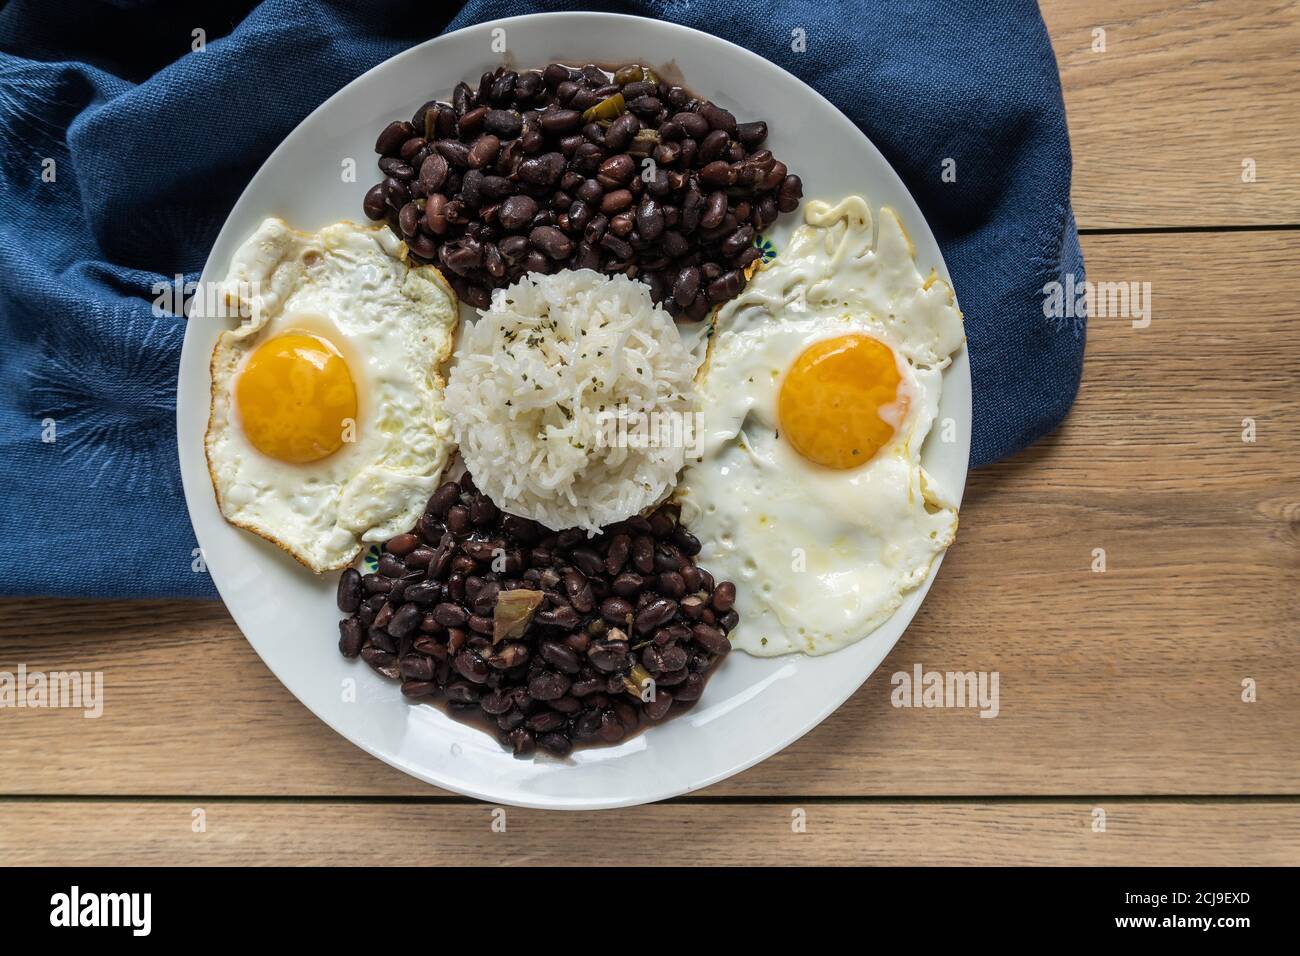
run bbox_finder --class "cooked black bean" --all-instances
[636,197,665,239]
[453,649,490,684]
[516,70,542,100]
[692,623,731,656]
[484,108,522,137]
[698,128,729,164]
[495,194,536,232]
[518,151,565,185]
[644,689,673,720]
[480,688,513,715]
[599,232,632,260]
[433,602,468,628]
[540,639,581,674]
[587,639,630,673]
[657,571,686,600]
[387,603,422,639]
[379,156,414,180]
[466,133,500,169]
[697,101,737,134]
[597,153,635,183]
[736,120,767,148]
[338,617,364,657]
[602,111,640,152]
[694,189,725,230]
[777,174,804,213]
[630,535,655,575]
[600,596,634,626]
[375,120,414,155]
[536,732,572,756]
[635,597,678,634]
[673,111,708,138]
[598,711,626,743]
[527,709,566,733]
[459,104,488,137]
[707,268,745,302]
[362,183,388,220]
[599,188,634,215]
[529,225,573,259]
[540,108,582,133]
[711,581,736,612]
[336,568,363,612]
[528,670,571,701]
[434,138,471,167]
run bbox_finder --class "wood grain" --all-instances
[2,230,1295,800]
[1,799,1294,866]
[1041,0,1300,228]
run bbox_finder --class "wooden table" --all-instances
[2,0,1297,866]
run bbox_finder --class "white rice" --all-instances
[446,270,698,533]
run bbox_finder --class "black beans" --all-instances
[737,120,767,148]
[496,194,536,231]
[631,535,655,575]
[363,62,800,313]
[529,225,573,259]
[484,108,522,138]
[466,133,500,168]
[540,109,582,133]
[700,102,737,134]
[387,604,422,639]
[587,639,630,673]
[597,153,635,183]
[518,151,566,185]
[707,269,745,302]
[537,733,572,756]
[336,568,362,613]
[601,596,633,626]
[635,598,678,634]
[362,183,387,220]
[338,617,364,657]
[335,416,739,760]
[672,265,701,307]
[599,188,634,215]
[777,173,804,212]
[692,623,731,656]
[528,670,571,701]
[604,112,640,151]
[376,120,414,155]
[540,639,581,674]
[453,650,490,684]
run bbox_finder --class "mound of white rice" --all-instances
[446,270,698,533]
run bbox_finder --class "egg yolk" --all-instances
[236,333,358,464]
[778,333,906,469]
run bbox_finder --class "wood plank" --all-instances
[1,230,1296,798]
[1041,0,1300,227]
[0,799,1294,865]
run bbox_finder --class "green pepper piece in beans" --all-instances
[582,92,626,123]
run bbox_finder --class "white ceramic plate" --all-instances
[177,12,970,810]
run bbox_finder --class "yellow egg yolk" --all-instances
[778,333,906,469]
[235,333,358,464]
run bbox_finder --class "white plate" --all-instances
[177,12,970,810]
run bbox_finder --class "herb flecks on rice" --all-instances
[446,270,697,532]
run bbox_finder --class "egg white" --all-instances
[677,196,964,656]
[204,218,460,572]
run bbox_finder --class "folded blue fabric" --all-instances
[0,0,1083,599]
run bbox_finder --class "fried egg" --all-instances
[677,196,964,656]
[205,218,459,572]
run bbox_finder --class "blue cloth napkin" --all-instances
[0,0,1084,599]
